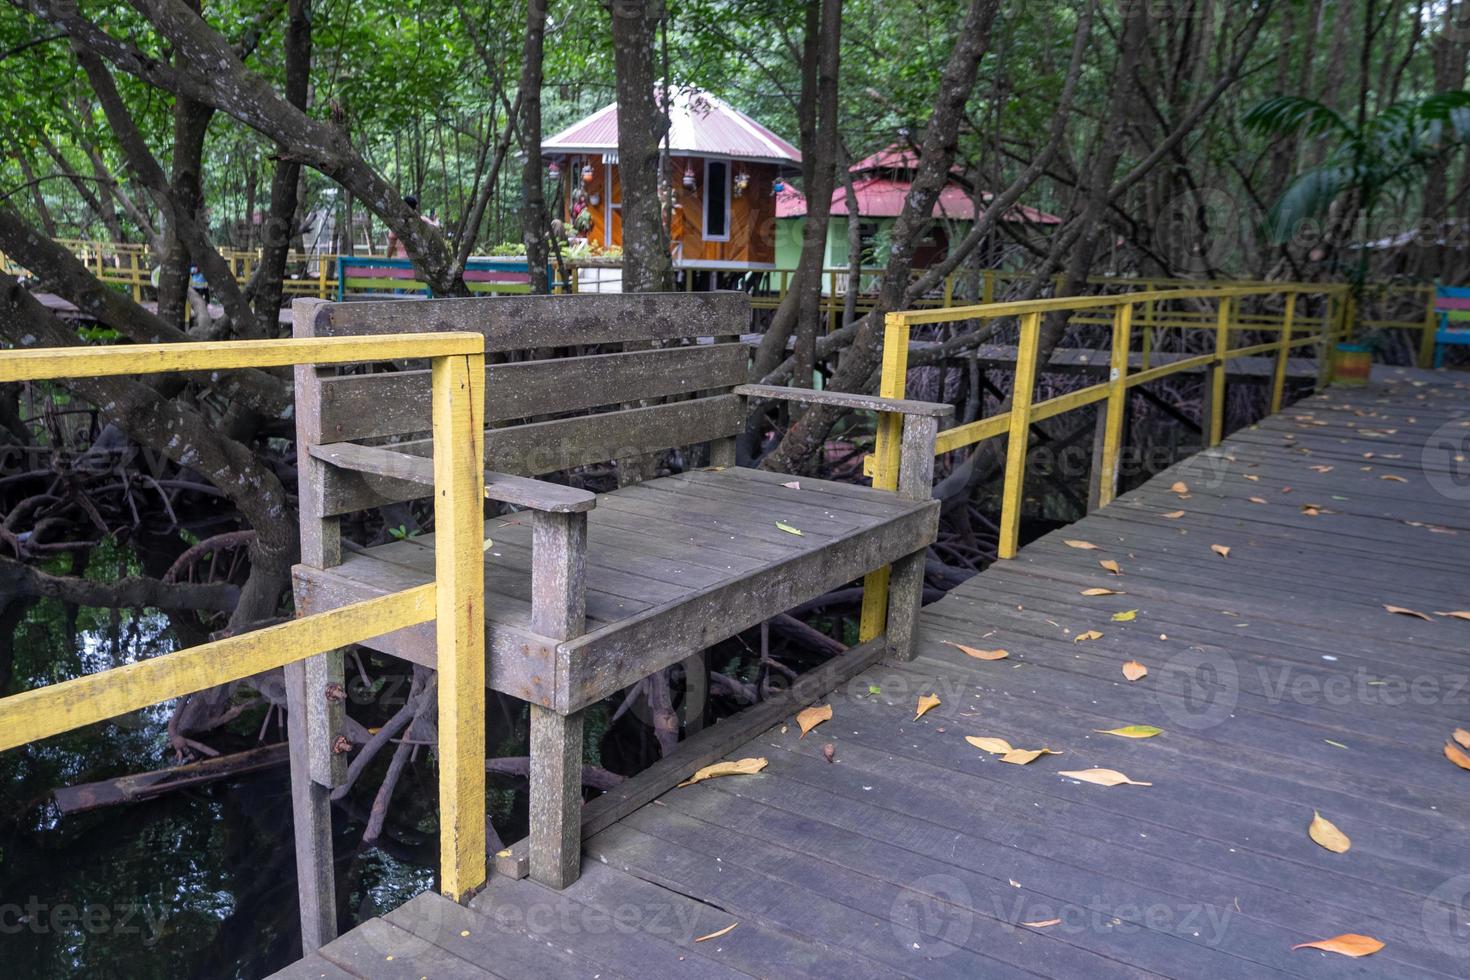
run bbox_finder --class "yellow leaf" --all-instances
[775,522,803,536]
[1291,934,1384,957]
[1058,768,1152,787]
[941,640,1008,661]
[1122,660,1148,681]
[1111,609,1138,622]
[1210,544,1231,558]
[1435,611,1470,621]
[1094,725,1163,739]
[1170,481,1189,494]
[678,757,768,787]
[965,736,1014,754]
[796,704,832,737]
[1022,918,1061,928]
[1383,604,1432,621]
[1064,539,1099,550]
[1080,588,1124,596]
[1445,741,1470,771]
[695,923,738,943]
[915,694,941,720]
[1308,811,1351,853]
[1455,729,1470,750]
[1074,630,1103,643]
[1099,559,1122,575]
[1380,474,1408,483]
[1161,510,1185,519]
[1000,747,1061,765]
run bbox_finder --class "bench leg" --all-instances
[284,658,338,951]
[529,704,583,888]
[885,549,926,661]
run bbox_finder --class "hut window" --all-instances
[703,159,730,241]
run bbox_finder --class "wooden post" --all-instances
[529,509,588,888]
[885,413,938,661]
[1205,296,1230,447]
[1418,284,1438,369]
[859,313,911,642]
[997,311,1042,559]
[1270,292,1297,414]
[1093,303,1132,510]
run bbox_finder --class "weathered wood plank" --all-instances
[734,383,956,418]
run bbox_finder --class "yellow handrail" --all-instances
[858,282,1344,638]
[0,333,488,907]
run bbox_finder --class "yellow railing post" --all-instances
[998,311,1042,559]
[859,312,912,642]
[431,348,487,903]
[1141,298,1155,370]
[982,269,994,304]
[1418,284,1438,369]
[1207,297,1231,447]
[1270,292,1297,413]
[1095,302,1132,509]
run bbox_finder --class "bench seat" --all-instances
[293,465,939,714]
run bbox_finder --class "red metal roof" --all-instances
[542,87,801,166]
[776,176,1060,224]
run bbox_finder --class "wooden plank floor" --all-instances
[276,366,1470,979]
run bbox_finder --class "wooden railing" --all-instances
[0,333,490,934]
[857,282,1344,639]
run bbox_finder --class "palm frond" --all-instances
[1264,165,1356,243]
[1243,96,1351,140]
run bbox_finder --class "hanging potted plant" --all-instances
[682,164,697,191]
[733,170,750,198]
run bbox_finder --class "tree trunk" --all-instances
[519,0,550,293]
[607,0,671,293]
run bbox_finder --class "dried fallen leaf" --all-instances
[1058,768,1152,787]
[695,923,739,943]
[1111,609,1138,622]
[1210,544,1231,558]
[1445,741,1470,771]
[1380,474,1408,483]
[678,757,768,787]
[1081,587,1125,596]
[1290,934,1384,958]
[965,736,1015,754]
[1074,630,1103,643]
[1308,811,1351,853]
[1248,496,1268,505]
[781,480,801,489]
[1094,725,1163,739]
[1022,918,1061,929]
[1301,505,1321,517]
[796,704,832,737]
[1122,660,1148,681]
[775,521,803,536]
[915,694,941,720]
[1455,729,1470,750]
[822,743,836,763]
[1064,539,1100,550]
[1244,474,1261,482]
[1310,465,1334,474]
[1170,481,1189,494]
[1436,611,1470,621]
[941,640,1008,661]
[1161,510,1186,519]
[1383,604,1432,621]
[1000,747,1061,765]
[1099,559,1123,575]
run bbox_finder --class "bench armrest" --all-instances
[734,384,954,419]
[310,443,596,513]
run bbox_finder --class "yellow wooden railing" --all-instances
[857,283,1344,639]
[0,333,489,907]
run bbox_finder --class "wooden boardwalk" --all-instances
[276,366,1470,979]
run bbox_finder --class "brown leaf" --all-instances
[1454,729,1470,751]
[678,757,768,787]
[695,923,739,943]
[1000,747,1061,766]
[941,640,1008,661]
[1099,559,1123,575]
[1383,604,1432,621]
[1073,630,1103,643]
[822,743,836,763]
[1308,811,1351,853]
[1122,660,1148,681]
[1301,505,1321,517]
[1380,474,1408,483]
[1161,510,1186,519]
[1064,539,1100,550]
[965,736,1014,754]
[1210,544,1231,558]
[1081,587,1125,596]
[1170,481,1189,494]
[1435,611,1470,621]
[796,704,832,737]
[1291,934,1384,958]
[1445,741,1470,771]
[1309,465,1334,473]
[1022,918,1062,929]
[915,694,941,720]
[1248,496,1268,505]
[1058,768,1151,787]
[1244,474,1261,482]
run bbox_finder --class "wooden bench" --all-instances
[1434,284,1470,367]
[289,291,950,891]
[335,255,551,300]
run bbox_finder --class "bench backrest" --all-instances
[295,292,751,517]
[1436,285,1470,329]
[336,256,553,299]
